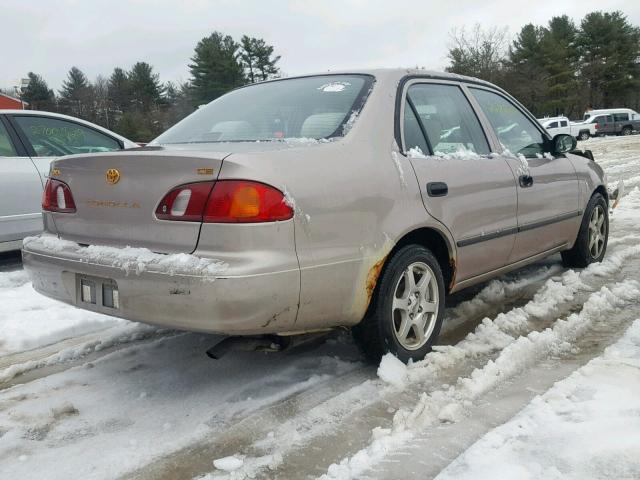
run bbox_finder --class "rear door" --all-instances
[0,115,44,244]
[401,80,518,282]
[468,86,580,263]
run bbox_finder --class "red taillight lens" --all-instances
[42,178,76,213]
[155,182,215,221]
[155,180,293,223]
[204,180,293,223]
[595,123,599,130]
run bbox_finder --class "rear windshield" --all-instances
[153,75,374,144]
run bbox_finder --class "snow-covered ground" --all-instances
[436,318,640,480]
[0,135,639,480]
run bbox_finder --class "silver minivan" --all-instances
[23,69,608,362]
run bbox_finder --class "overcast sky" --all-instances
[2,0,639,92]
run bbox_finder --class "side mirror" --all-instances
[553,134,577,154]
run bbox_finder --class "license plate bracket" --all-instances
[76,274,119,310]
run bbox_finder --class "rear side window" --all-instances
[153,75,373,144]
[560,121,568,127]
[403,100,430,153]
[470,88,546,158]
[405,84,489,155]
[13,116,121,157]
[0,121,17,156]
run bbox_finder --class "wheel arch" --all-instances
[593,184,608,205]
[390,227,455,293]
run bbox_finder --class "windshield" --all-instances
[153,75,373,144]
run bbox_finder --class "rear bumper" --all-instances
[22,238,300,335]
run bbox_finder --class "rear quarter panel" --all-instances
[213,73,453,331]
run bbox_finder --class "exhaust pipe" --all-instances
[206,335,287,359]
[205,331,333,359]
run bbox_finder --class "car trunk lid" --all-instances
[48,148,229,253]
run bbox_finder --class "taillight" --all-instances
[42,178,76,213]
[155,182,215,221]
[155,180,293,223]
[595,123,599,130]
[204,180,293,223]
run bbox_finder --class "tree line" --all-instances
[5,32,280,142]
[446,11,640,119]
[4,10,639,141]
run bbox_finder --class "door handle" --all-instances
[519,175,534,188]
[427,182,448,197]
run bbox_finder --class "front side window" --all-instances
[404,83,489,155]
[153,75,373,144]
[547,121,559,129]
[0,121,17,156]
[13,116,121,157]
[613,113,629,122]
[470,88,546,157]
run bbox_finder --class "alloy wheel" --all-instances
[588,205,606,259]
[391,261,439,350]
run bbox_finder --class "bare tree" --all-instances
[446,24,509,83]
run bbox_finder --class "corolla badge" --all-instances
[106,168,120,185]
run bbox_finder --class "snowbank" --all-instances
[437,318,640,480]
[0,270,120,356]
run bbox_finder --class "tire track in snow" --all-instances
[319,279,640,480]
[124,262,561,480]
[192,241,640,480]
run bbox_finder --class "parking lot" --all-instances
[0,135,638,479]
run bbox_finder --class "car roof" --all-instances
[586,108,634,114]
[0,109,137,147]
[247,67,502,92]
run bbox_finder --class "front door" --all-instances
[401,81,518,282]
[468,87,580,262]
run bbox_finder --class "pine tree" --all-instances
[21,72,56,111]
[503,24,548,116]
[128,62,164,112]
[577,11,640,109]
[189,32,245,105]
[59,66,92,117]
[240,35,258,83]
[538,16,581,117]
[108,67,131,112]
[240,36,281,82]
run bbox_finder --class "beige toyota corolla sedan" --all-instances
[23,69,608,362]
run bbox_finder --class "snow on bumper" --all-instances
[21,235,299,335]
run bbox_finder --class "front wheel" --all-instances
[621,126,632,136]
[561,193,608,268]
[352,245,445,363]
[578,131,590,141]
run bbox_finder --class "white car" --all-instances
[0,110,137,252]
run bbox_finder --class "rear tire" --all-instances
[578,131,590,141]
[561,193,608,268]
[352,245,445,363]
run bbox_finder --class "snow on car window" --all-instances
[317,81,351,93]
[153,75,373,144]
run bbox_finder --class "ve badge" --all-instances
[106,168,121,185]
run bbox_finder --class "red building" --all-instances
[0,93,27,109]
